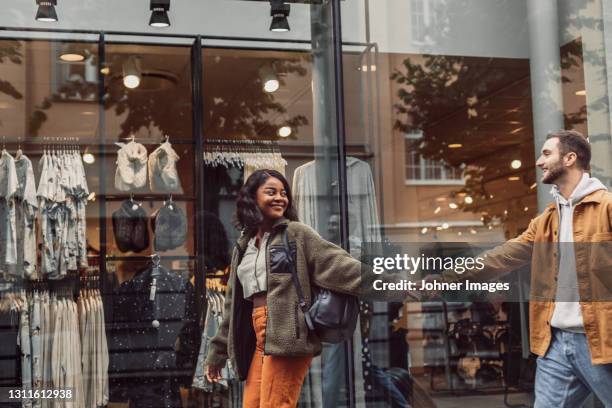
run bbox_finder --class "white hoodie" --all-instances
[550,173,608,332]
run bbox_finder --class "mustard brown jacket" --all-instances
[444,188,612,364]
[205,218,362,380]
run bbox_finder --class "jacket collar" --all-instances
[236,217,291,253]
[580,189,605,204]
[546,189,605,212]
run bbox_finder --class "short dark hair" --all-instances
[546,130,591,170]
[235,169,299,231]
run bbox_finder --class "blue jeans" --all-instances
[535,329,612,407]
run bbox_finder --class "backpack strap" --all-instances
[282,230,314,330]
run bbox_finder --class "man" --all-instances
[439,130,612,406]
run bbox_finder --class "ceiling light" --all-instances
[442,223,449,229]
[60,52,85,62]
[464,196,473,204]
[530,182,537,189]
[123,56,142,89]
[35,0,58,22]
[575,89,586,96]
[83,153,95,164]
[278,126,292,138]
[269,0,290,32]
[470,228,477,234]
[100,66,110,76]
[360,65,377,72]
[511,159,522,169]
[420,227,428,234]
[260,65,279,93]
[435,197,447,202]
[458,231,462,236]
[448,143,463,149]
[264,79,280,92]
[510,127,523,134]
[508,176,520,181]
[524,206,529,212]
[434,206,441,214]
[149,0,170,27]
[449,202,458,209]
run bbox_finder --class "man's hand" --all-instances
[206,365,223,382]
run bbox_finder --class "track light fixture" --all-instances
[35,0,58,22]
[149,0,171,28]
[269,0,290,32]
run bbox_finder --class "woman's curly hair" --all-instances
[235,169,298,231]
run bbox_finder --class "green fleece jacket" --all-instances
[205,218,363,380]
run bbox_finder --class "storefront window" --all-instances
[342,0,611,407]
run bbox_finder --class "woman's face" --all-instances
[256,177,289,221]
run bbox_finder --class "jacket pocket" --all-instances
[269,243,297,274]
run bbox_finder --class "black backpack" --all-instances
[282,230,359,343]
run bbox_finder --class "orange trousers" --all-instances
[243,306,313,408]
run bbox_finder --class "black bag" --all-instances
[282,230,359,344]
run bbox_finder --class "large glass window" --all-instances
[341,0,611,407]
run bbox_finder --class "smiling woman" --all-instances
[204,168,364,407]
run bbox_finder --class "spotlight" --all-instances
[269,0,290,32]
[259,65,279,93]
[35,0,58,22]
[83,153,95,164]
[149,0,170,28]
[123,57,142,89]
[278,126,292,138]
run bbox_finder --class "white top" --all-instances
[236,232,269,299]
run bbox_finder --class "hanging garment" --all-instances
[193,289,231,391]
[14,155,38,278]
[292,156,381,247]
[292,156,381,408]
[78,289,109,408]
[37,150,89,279]
[151,202,187,251]
[0,150,18,277]
[108,264,199,404]
[112,200,149,253]
[242,152,287,182]
[115,141,148,191]
[148,141,183,193]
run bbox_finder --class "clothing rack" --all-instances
[203,138,279,146]
[204,139,280,152]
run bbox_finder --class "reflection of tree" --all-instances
[203,56,309,140]
[391,55,506,154]
[0,41,23,125]
[103,53,309,140]
[391,54,536,226]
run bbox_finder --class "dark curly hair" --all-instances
[235,169,299,231]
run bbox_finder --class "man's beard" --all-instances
[541,159,566,184]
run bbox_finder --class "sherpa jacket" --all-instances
[205,218,362,380]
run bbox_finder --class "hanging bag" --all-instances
[282,230,359,344]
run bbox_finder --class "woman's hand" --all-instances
[206,365,223,383]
